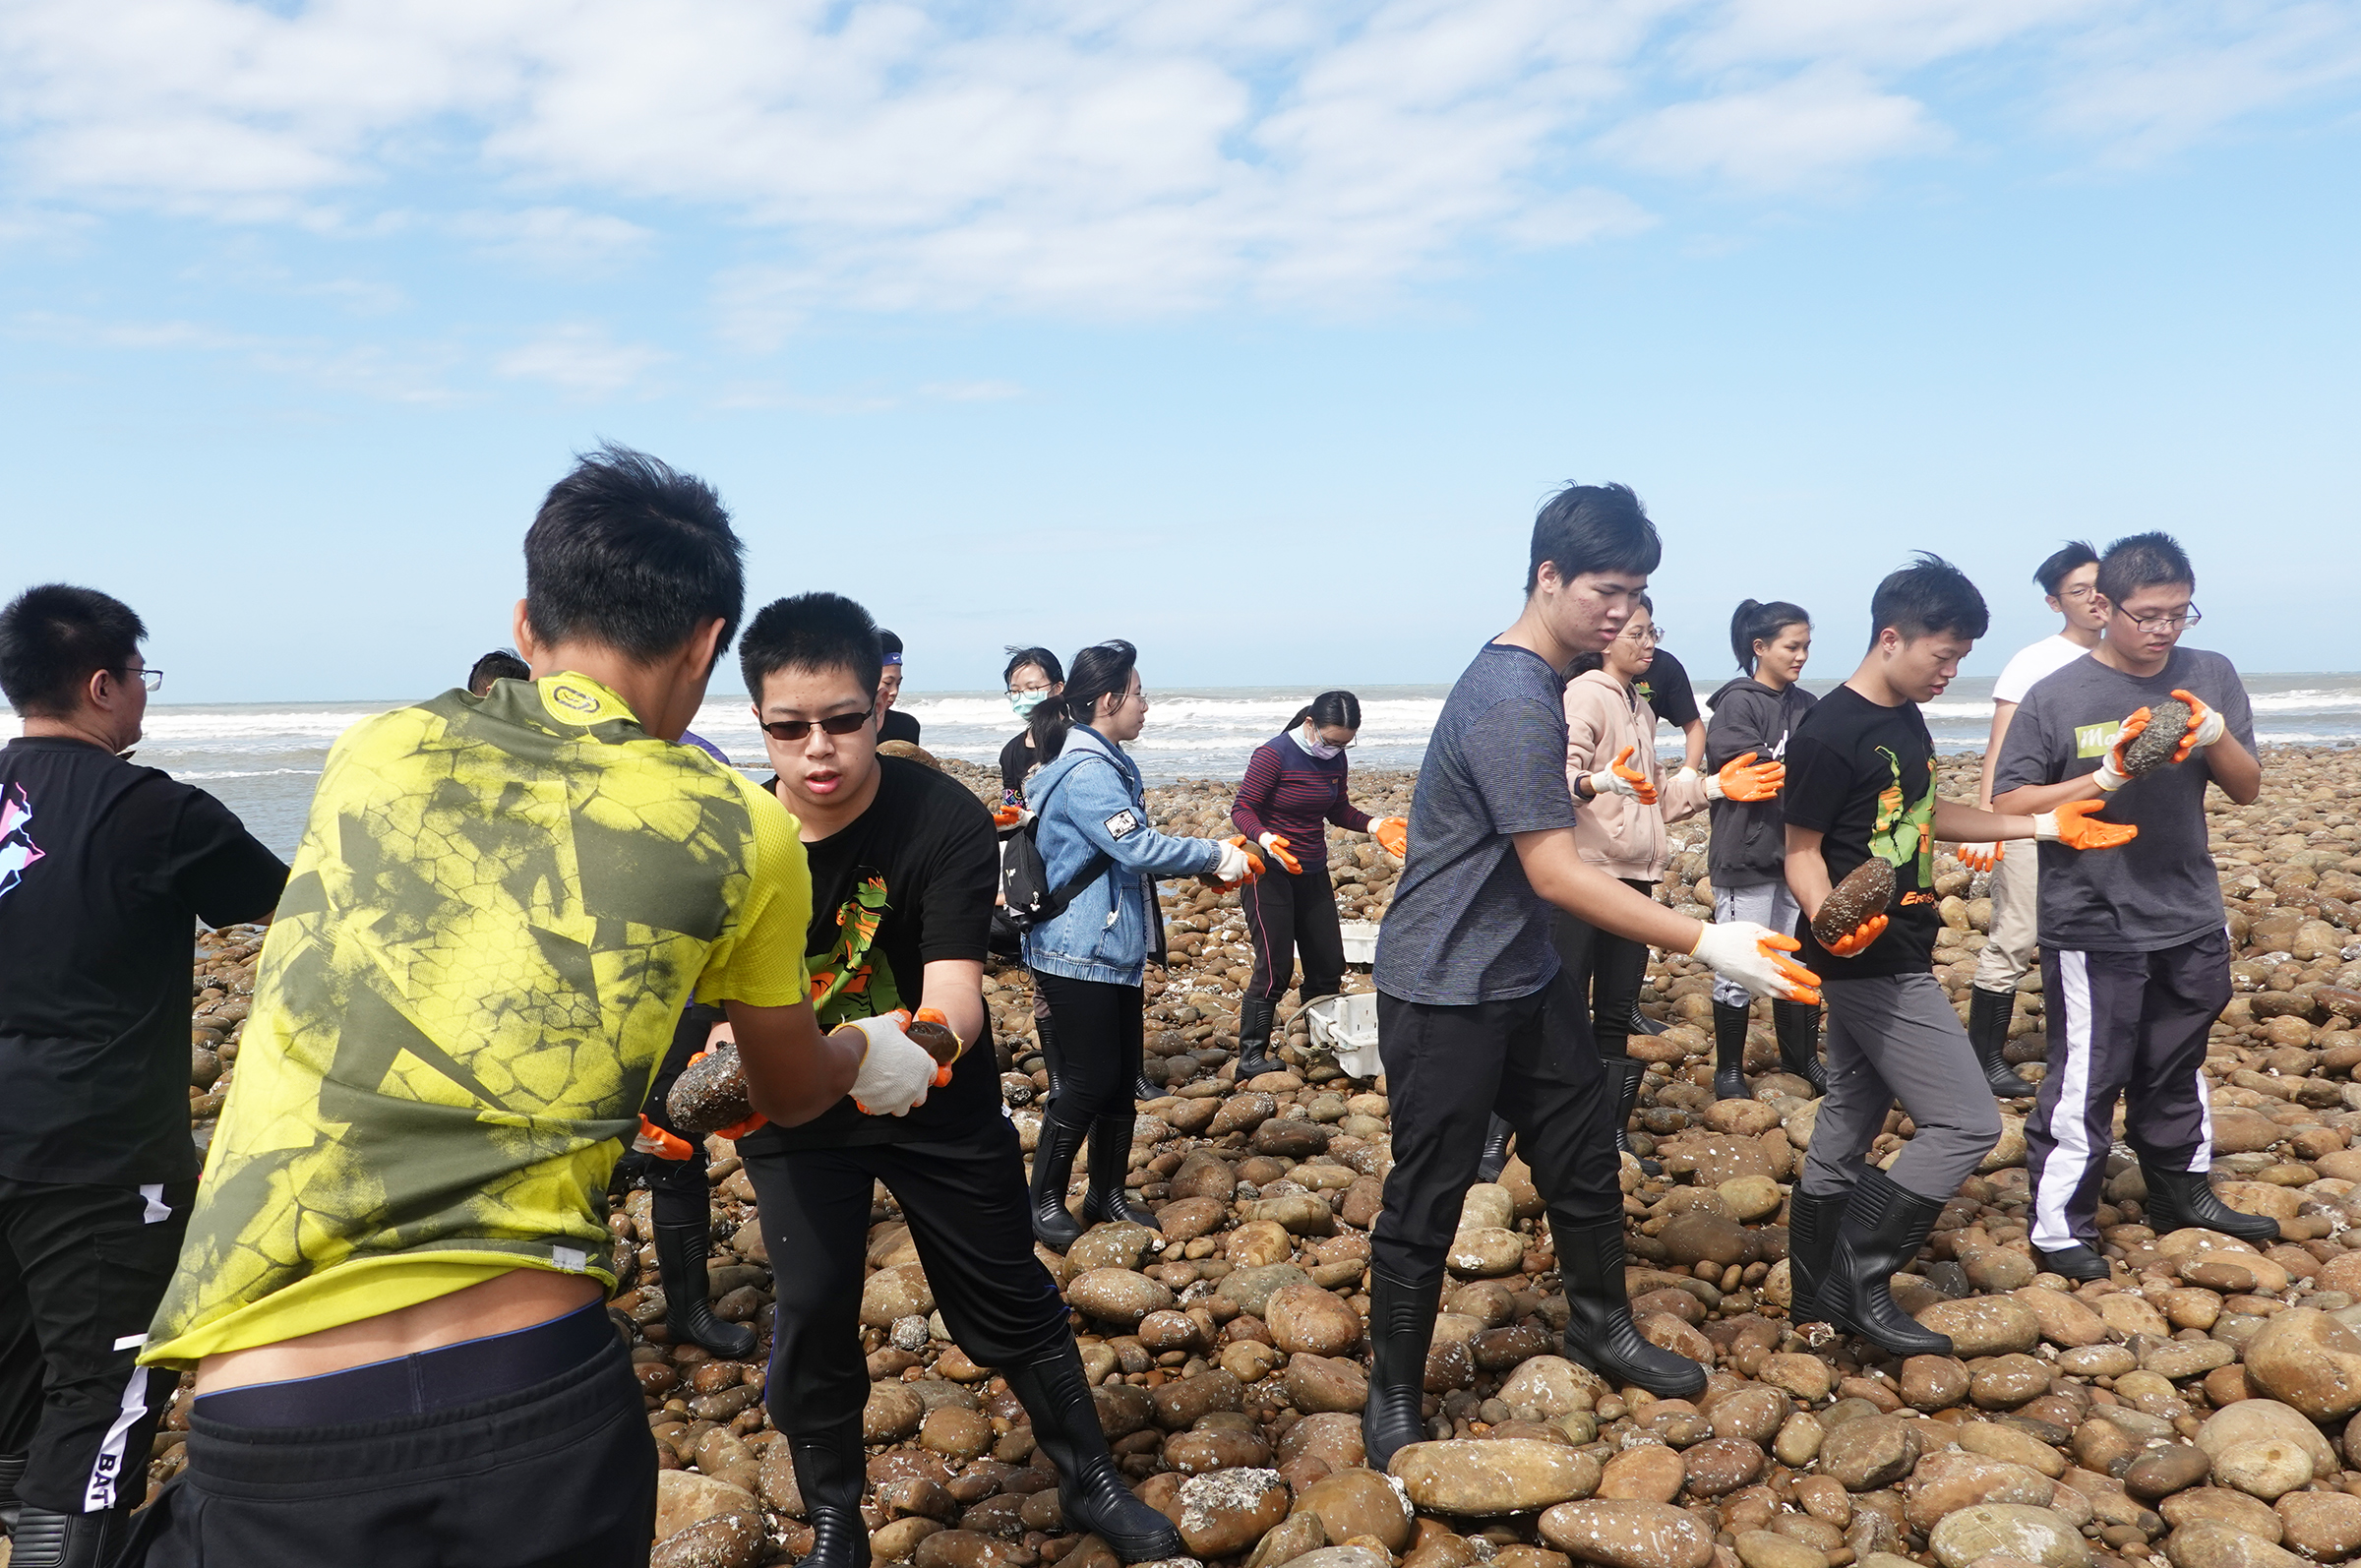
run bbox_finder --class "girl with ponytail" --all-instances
[1703,599,1823,1100]
[1227,692,1409,1079]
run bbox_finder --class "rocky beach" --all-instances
[148,744,2361,1568]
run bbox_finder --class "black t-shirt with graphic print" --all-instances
[1780,686,1941,980]
[737,756,999,1151]
[1636,648,1700,730]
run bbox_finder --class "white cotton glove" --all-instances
[1689,920,1819,1002]
[1212,839,1258,883]
[2187,701,2227,750]
[1954,842,2001,873]
[839,1014,938,1116]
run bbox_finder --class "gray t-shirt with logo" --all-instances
[1375,643,1581,1005]
[1992,646,2254,952]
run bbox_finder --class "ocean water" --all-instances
[12,674,2358,861]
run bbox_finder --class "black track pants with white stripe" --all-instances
[0,1175,194,1513]
[2023,929,2231,1254]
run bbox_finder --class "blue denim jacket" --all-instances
[1021,726,1222,986]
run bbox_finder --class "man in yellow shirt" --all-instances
[123,447,944,1568]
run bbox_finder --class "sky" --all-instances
[3,0,2357,703]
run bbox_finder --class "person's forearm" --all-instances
[920,960,988,1052]
[723,1000,865,1126]
[1992,776,2104,815]
[1785,839,1833,924]
[1977,703,2017,812]
[1517,829,1702,951]
[1682,720,1705,772]
[1933,801,2039,844]
[2208,733,2262,805]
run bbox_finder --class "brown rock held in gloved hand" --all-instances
[2122,697,2194,777]
[668,1042,754,1137]
[1811,858,1895,947]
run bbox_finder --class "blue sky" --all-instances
[4,0,2357,703]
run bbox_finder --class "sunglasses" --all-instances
[758,708,874,742]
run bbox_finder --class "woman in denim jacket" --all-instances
[1021,640,1260,1251]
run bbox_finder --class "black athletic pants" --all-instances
[633,1006,717,1229]
[740,1116,1070,1435]
[1033,973,1143,1121]
[2025,929,2232,1254]
[1549,884,1653,1059]
[123,1318,654,1567]
[1371,969,1621,1282]
[0,1174,194,1514]
[1242,866,1346,1003]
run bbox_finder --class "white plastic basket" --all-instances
[1338,921,1380,965]
[1304,992,1381,1080]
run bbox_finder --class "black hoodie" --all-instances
[1705,676,1819,888]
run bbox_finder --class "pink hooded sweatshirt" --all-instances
[1562,667,1707,883]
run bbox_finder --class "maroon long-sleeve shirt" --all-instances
[1230,731,1371,871]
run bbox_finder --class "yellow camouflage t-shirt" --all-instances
[143,674,809,1367]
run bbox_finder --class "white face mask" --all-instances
[1299,722,1342,760]
[1009,689,1051,718]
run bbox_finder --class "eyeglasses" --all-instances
[1007,684,1053,698]
[2113,604,2203,633]
[1620,626,1663,646]
[2057,585,2098,601]
[758,708,874,742]
[115,668,163,693]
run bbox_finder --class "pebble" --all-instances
[1536,1499,1715,1568]
[1927,1504,2090,1568]
[2275,1489,2361,1559]
[1817,1415,1923,1491]
[1291,1468,1413,1550]
[1265,1285,1364,1356]
[1390,1440,1601,1515]
[1179,1469,1292,1558]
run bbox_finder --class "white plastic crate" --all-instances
[1338,921,1380,965]
[1304,991,1381,1080]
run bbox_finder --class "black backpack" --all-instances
[999,764,1113,933]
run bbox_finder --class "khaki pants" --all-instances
[1972,840,2039,994]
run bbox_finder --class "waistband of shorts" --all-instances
[183,1312,635,1488]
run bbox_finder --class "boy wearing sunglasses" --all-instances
[1993,530,2270,1280]
[729,593,1182,1568]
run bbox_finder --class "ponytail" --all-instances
[1287,690,1362,735]
[1030,639,1138,762]
[1729,598,1811,674]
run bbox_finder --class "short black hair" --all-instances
[739,592,884,706]
[2033,541,2100,597]
[0,583,147,717]
[2095,531,2195,605]
[467,649,530,694]
[1002,645,1062,686]
[523,443,745,666]
[1869,554,1989,647]
[1526,483,1662,594]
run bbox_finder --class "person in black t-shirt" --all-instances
[1633,644,1705,770]
[1780,558,2134,1359]
[876,628,921,745]
[0,585,287,1560]
[725,593,1180,1568]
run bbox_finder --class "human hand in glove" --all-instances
[2093,707,2153,793]
[1954,842,2002,873]
[904,1006,966,1087]
[836,1012,941,1116]
[1206,836,1264,891]
[1586,746,1658,805]
[2034,798,2139,851]
[683,1039,767,1139]
[2168,689,2227,761]
[1368,816,1407,858]
[1702,752,1784,803]
[1690,921,1821,1004]
[1819,911,1889,959]
[992,804,1029,829]
[632,1115,692,1162]
[1257,833,1302,875]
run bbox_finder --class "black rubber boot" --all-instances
[1772,999,1829,1096]
[1234,995,1282,1081]
[0,1451,23,1538]
[1713,1000,1751,1102]
[654,1218,757,1359]
[1475,1116,1513,1183]
[788,1418,873,1568]
[1080,1116,1160,1229]
[1132,1068,1163,1101]
[1604,1057,1660,1177]
[1819,1168,1953,1357]
[1552,1213,1706,1398]
[1784,1186,1846,1325]
[2142,1163,2281,1243]
[2034,1243,2110,1282]
[1005,1348,1185,1561]
[1036,1005,1061,1111]
[1030,1110,1089,1252]
[7,1506,127,1568]
[1627,1001,1666,1037]
[1968,987,2036,1098]
[1362,1264,1445,1474]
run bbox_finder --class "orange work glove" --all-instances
[1822,912,1889,960]
[1954,842,2002,874]
[632,1115,692,1162]
[1702,752,1784,803]
[908,1005,965,1088]
[1256,833,1302,875]
[2168,689,2227,761]
[1690,922,1822,1006]
[2035,798,2140,851]
[992,805,1024,829]
[1585,745,1658,805]
[1368,816,1407,858]
[1206,836,1264,891]
[2093,707,2152,793]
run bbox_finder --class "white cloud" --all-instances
[0,0,2353,323]
[494,323,668,397]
